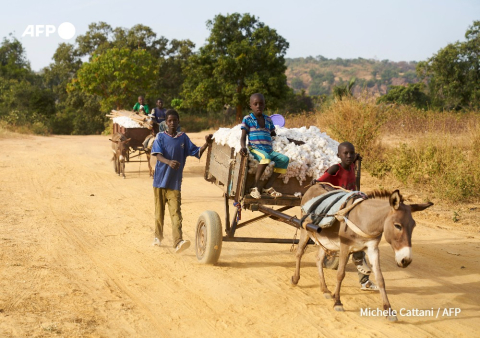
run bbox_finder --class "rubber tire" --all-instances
[324,252,340,270]
[195,211,223,264]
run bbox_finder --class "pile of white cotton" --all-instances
[212,125,340,184]
[113,116,144,128]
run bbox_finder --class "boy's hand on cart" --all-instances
[354,153,362,162]
[168,160,180,170]
[205,134,214,144]
[240,147,248,156]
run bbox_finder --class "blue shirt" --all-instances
[151,107,167,124]
[151,132,200,190]
[241,113,275,152]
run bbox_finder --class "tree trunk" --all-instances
[236,104,242,123]
[236,81,243,123]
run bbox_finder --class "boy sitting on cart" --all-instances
[314,141,378,291]
[240,93,302,199]
[133,95,150,115]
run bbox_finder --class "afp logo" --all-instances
[22,22,76,40]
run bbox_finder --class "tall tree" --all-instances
[70,48,157,111]
[0,34,32,81]
[43,43,104,135]
[76,22,194,106]
[417,21,480,109]
[182,13,290,121]
[0,35,55,123]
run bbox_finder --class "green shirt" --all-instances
[132,102,150,114]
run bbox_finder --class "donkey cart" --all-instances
[112,123,152,163]
[195,142,327,264]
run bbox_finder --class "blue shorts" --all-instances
[248,147,289,174]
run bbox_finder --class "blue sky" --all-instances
[2,0,479,71]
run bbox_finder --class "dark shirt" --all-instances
[151,132,200,191]
[151,107,167,124]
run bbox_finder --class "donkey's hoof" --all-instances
[323,292,332,299]
[388,315,398,322]
[290,276,299,286]
[334,305,344,312]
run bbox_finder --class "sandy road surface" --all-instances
[0,134,479,338]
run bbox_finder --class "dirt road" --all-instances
[0,134,479,337]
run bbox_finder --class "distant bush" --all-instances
[319,96,389,154]
[377,83,430,109]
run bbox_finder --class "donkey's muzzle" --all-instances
[395,247,412,268]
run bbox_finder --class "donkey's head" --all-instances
[110,138,131,162]
[383,190,433,268]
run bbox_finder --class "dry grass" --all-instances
[0,121,24,139]
[284,101,480,203]
[366,107,480,203]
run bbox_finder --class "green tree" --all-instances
[0,34,32,81]
[0,35,55,131]
[417,21,480,109]
[377,83,430,109]
[181,13,290,121]
[76,22,194,107]
[333,78,356,100]
[43,43,103,134]
[291,77,305,91]
[70,48,157,111]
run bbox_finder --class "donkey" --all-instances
[291,184,433,321]
[142,134,156,177]
[109,133,131,179]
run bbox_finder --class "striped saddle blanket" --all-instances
[301,190,365,228]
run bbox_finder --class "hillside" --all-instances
[286,56,419,97]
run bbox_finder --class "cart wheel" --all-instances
[195,211,223,264]
[324,252,339,270]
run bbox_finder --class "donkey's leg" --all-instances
[146,152,152,177]
[291,229,309,286]
[113,156,118,173]
[315,246,332,299]
[366,246,397,322]
[332,243,350,311]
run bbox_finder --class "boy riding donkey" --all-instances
[240,93,303,199]
[312,141,378,291]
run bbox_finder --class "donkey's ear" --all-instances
[410,202,434,213]
[109,139,119,143]
[389,190,402,210]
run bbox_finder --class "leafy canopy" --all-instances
[69,48,157,111]
[182,13,290,120]
[417,21,480,109]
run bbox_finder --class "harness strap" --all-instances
[341,216,381,238]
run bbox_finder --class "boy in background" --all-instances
[315,141,378,291]
[133,96,150,115]
[151,109,212,253]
